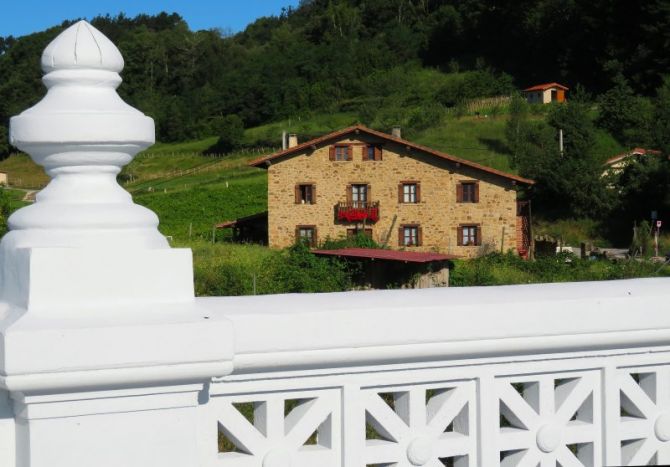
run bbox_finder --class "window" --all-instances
[399,182,420,203]
[457,181,479,203]
[364,145,382,161]
[350,184,368,208]
[329,144,351,161]
[459,225,480,246]
[335,146,348,161]
[399,224,421,247]
[296,225,317,247]
[295,184,315,204]
[347,228,372,238]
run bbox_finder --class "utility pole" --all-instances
[559,129,564,155]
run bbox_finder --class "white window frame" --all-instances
[403,184,417,203]
[403,226,418,246]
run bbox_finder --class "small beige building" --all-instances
[249,125,534,258]
[523,82,568,104]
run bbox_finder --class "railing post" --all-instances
[0,21,234,467]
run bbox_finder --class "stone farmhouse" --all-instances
[248,125,534,258]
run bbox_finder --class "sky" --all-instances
[0,0,301,38]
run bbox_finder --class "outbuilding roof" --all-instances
[523,82,569,92]
[604,148,662,166]
[216,211,268,229]
[248,124,534,185]
[312,248,459,263]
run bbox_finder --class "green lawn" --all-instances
[413,115,515,172]
[134,169,267,241]
[183,240,278,296]
[5,187,31,211]
[592,128,626,163]
[143,137,219,155]
[243,112,360,145]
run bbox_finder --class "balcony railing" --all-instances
[336,201,380,223]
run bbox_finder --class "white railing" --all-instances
[2,19,670,467]
[195,279,670,467]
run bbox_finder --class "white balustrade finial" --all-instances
[41,20,124,73]
[0,27,233,467]
[7,20,166,252]
[1,21,195,308]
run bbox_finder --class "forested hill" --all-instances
[1,1,669,149]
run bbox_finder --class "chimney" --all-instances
[288,133,298,148]
[391,126,402,139]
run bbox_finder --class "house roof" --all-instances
[604,148,662,166]
[312,248,459,263]
[523,82,569,92]
[216,211,267,229]
[248,124,534,185]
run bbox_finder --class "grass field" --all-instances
[413,115,515,171]
[0,153,49,188]
[243,112,359,145]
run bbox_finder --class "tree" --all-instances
[0,125,9,157]
[603,79,670,245]
[0,188,11,237]
[208,115,244,154]
[653,77,670,155]
[505,94,530,164]
[597,74,652,147]
[509,101,610,219]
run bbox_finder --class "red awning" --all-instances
[312,248,458,263]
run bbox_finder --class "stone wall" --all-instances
[266,134,519,258]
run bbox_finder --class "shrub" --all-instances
[261,242,351,293]
[407,104,446,132]
[631,220,653,257]
[207,115,245,154]
[0,126,9,158]
[0,188,10,237]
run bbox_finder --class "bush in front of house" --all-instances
[261,242,352,294]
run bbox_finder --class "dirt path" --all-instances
[21,190,38,202]
[5,186,39,203]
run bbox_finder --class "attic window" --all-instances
[457,181,479,203]
[364,145,382,161]
[329,145,352,161]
